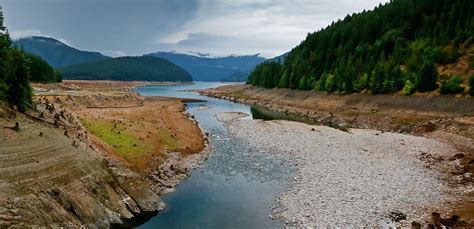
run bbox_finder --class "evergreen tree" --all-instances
[416,61,438,92]
[0,6,58,111]
[6,49,32,112]
[247,0,473,95]
[0,6,5,31]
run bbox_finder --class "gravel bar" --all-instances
[219,113,458,227]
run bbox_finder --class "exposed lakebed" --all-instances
[135,82,296,228]
[134,82,456,227]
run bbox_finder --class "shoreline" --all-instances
[220,113,458,226]
[0,81,211,227]
[200,84,474,225]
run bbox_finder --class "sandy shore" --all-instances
[217,112,468,226]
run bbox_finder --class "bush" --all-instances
[469,75,474,96]
[402,80,415,95]
[440,76,464,94]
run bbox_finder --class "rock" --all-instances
[158,188,176,195]
[450,153,464,161]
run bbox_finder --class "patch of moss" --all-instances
[81,118,152,164]
[157,128,181,151]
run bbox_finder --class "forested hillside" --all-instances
[60,56,193,82]
[248,0,474,96]
[14,36,110,68]
[0,7,61,112]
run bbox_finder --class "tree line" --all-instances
[0,6,61,112]
[248,0,474,96]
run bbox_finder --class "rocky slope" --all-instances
[0,82,208,227]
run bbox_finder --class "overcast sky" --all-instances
[0,0,388,58]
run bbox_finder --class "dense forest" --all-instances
[0,6,60,112]
[248,0,474,96]
[60,56,193,82]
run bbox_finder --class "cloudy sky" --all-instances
[0,0,388,58]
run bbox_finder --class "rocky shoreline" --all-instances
[202,84,474,225]
[218,112,467,226]
[0,82,211,228]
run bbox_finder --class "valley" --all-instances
[1,0,473,227]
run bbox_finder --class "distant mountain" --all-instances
[60,56,192,82]
[14,36,110,68]
[146,52,266,81]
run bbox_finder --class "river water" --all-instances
[135,82,296,228]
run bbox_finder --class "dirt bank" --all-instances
[0,81,207,227]
[201,84,474,224]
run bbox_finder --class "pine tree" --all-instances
[6,50,32,112]
[416,61,438,92]
[0,6,5,31]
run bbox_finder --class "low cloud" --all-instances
[154,0,389,58]
[10,29,71,46]
[100,50,127,58]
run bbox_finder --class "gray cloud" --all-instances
[1,0,389,58]
[1,0,199,55]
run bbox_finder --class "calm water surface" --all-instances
[135,82,295,229]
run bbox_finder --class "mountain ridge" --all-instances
[14,36,110,68]
[146,51,266,81]
[60,56,193,82]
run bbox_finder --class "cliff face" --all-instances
[0,104,165,228]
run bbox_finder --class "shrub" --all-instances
[440,76,464,94]
[402,80,415,95]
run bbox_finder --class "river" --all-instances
[134,82,296,228]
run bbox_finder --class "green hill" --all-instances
[248,0,473,95]
[60,56,193,82]
[14,36,110,68]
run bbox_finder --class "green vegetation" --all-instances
[81,119,151,162]
[440,75,464,94]
[0,6,60,111]
[60,56,193,82]
[157,128,181,151]
[27,53,62,83]
[248,0,473,95]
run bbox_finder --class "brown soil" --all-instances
[0,105,164,228]
[200,84,474,224]
[0,81,207,227]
